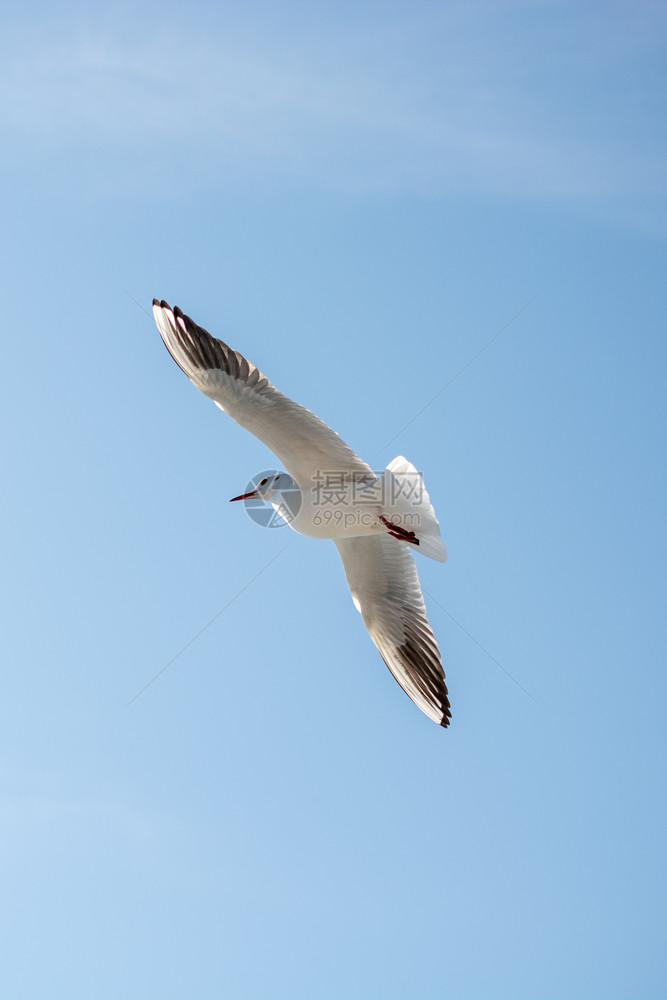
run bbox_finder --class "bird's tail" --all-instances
[380,456,448,562]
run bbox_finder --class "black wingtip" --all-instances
[152,297,160,307]
[440,711,451,728]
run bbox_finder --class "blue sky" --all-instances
[1,1,666,997]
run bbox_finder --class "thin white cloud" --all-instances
[1,2,665,205]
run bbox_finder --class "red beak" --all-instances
[229,490,259,502]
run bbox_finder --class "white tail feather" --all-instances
[380,456,447,562]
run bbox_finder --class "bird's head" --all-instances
[229,472,293,503]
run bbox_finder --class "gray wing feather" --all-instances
[153,300,374,487]
[334,534,451,727]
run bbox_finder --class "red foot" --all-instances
[379,514,420,546]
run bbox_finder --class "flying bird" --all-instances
[153,300,451,727]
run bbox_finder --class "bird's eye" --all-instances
[259,478,268,486]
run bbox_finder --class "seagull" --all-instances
[153,299,451,727]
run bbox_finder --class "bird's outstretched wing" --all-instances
[334,534,451,726]
[153,300,374,487]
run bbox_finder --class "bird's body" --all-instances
[153,299,451,727]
